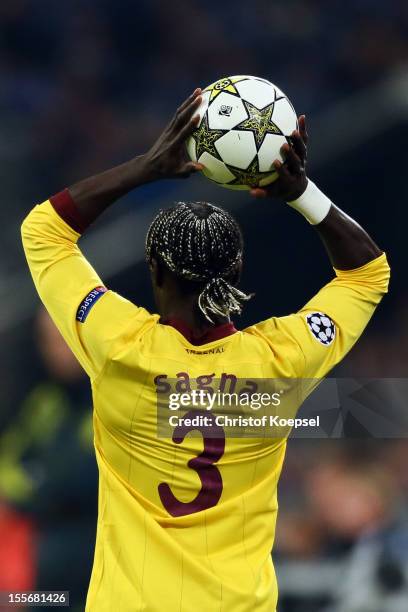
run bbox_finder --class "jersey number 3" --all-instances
[158,409,225,517]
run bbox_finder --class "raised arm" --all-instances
[21,89,203,380]
[250,115,382,270]
[67,89,203,227]
[249,116,389,380]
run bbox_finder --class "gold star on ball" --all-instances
[226,157,272,188]
[192,112,225,160]
[235,100,282,148]
[204,76,248,102]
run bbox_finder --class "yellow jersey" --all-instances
[21,193,390,612]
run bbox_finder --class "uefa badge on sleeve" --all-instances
[306,312,336,346]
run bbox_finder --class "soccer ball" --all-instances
[187,75,298,190]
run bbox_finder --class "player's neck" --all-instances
[159,295,229,334]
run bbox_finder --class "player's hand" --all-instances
[143,89,204,180]
[250,115,309,201]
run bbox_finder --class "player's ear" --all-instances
[150,257,164,288]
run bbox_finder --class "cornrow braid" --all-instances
[145,202,253,323]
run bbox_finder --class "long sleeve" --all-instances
[21,194,151,380]
[248,253,390,379]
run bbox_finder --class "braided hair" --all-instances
[145,202,253,323]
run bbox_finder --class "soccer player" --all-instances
[22,88,390,611]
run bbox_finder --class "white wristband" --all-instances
[287,180,332,225]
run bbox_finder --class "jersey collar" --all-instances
[161,318,238,346]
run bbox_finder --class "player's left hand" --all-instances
[250,115,309,201]
[143,89,204,180]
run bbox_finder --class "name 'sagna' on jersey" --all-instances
[155,372,261,395]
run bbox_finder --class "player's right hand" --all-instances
[143,89,204,180]
[250,115,309,202]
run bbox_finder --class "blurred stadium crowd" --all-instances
[0,1,408,610]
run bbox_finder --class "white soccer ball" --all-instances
[187,75,298,190]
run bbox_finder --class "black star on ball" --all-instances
[226,157,274,188]
[192,112,225,160]
[235,100,282,149]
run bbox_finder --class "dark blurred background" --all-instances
[0,1,407,610]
